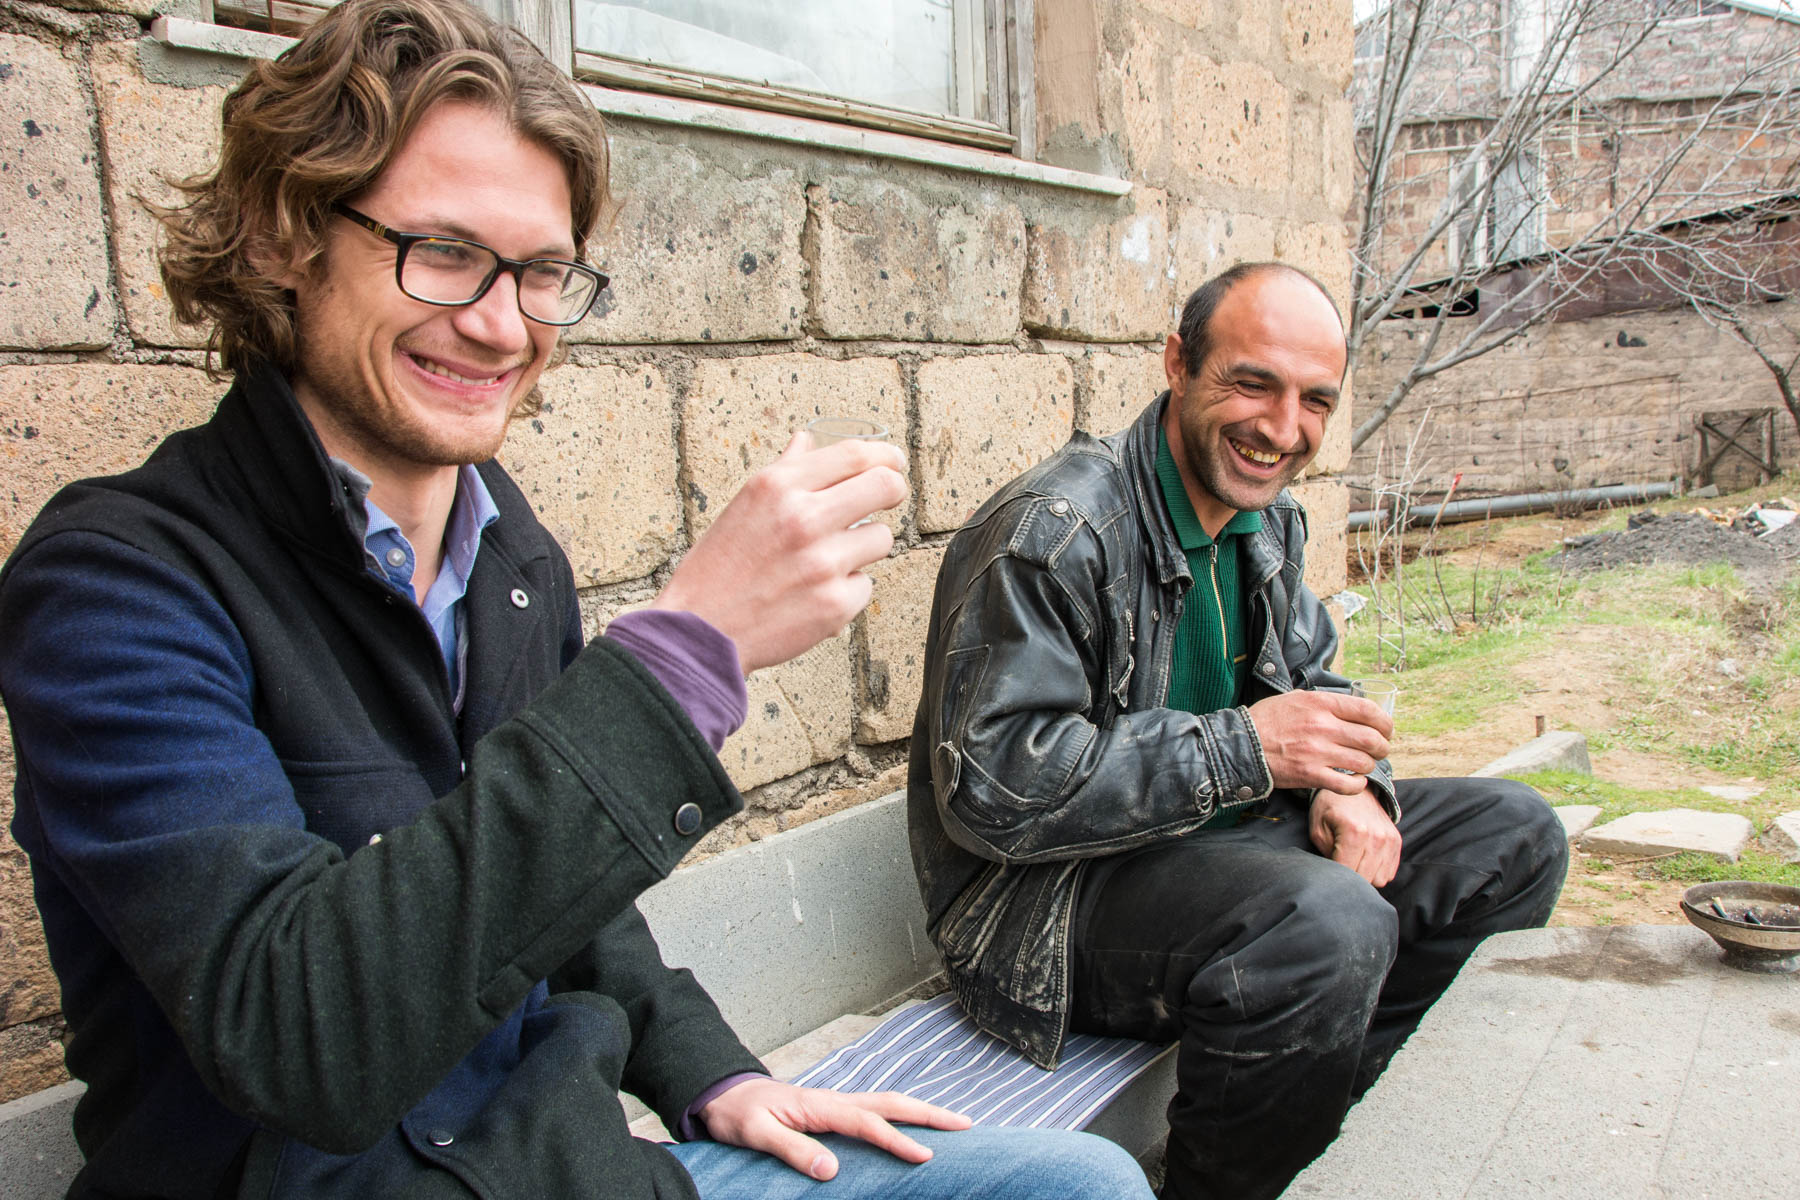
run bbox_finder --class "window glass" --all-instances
[575,0,991,122]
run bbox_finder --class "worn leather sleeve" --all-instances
[0,531,744,1154]
[923,504,1273,865]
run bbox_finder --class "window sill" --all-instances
[150,16,1130,198]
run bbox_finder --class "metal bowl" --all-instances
[1680,881,1800,973]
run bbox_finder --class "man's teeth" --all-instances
[1231,439,1280,465]
[416,357,501,386]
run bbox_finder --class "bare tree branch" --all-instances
[1349,0,1800,452]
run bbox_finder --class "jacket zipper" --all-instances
[1208,542,1231,675]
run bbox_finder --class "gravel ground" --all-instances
[1555,510,1797,588]
[1764,516,1800,562]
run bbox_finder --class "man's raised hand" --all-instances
[651,431,909,673]
[1245,690,1393,795]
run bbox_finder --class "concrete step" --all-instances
[1580,807,1754,863]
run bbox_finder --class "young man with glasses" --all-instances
[0,1,1148,1197]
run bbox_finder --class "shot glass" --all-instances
[806,417,887,447]
[806,417,889,527]
[1351,678,1398,717]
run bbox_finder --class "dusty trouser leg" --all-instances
[1351,776,1569,1094]
[1067,819,1398,1200]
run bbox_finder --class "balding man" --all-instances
[907,262,1568,1200]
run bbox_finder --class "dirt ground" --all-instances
[1359,499,1798,930]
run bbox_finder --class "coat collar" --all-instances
[207,361,561,736]
[209,358,372,572]
[1122,393,1193,588]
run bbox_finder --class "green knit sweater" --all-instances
[1154,430,1263,827]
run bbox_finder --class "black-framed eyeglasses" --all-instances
[334,203,609,327]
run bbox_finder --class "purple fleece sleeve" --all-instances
[672,1071,766,1141]
[603,609,747,751]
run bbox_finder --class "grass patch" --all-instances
[1508,769,1769,824]
[1645,850,1800,887]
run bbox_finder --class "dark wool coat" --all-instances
[0,362,761,1198]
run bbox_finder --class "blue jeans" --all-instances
[667,1127,1153,1198]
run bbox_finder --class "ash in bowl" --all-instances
[1681,881,1800,973]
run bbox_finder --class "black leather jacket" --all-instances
[907,395,1396,1067]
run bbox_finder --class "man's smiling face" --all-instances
[287,98,575,475]
[1164,269,1346,534]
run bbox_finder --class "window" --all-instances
[1651,0,1731,18]
[1352,2,1388,62]
[1491,149,1547,262]
[214,0,1028,153]
[573,0,1021,150]
[1446,155,1491,270]
[1505,0,1580,95]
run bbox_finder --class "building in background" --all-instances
[1349,0,1800,499]
[0,0,1358,1103]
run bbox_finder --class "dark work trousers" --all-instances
[1067,777,1568,1200]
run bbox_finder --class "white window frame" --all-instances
[161,0,1123,194]
[1504,0,1580,96]
[1447,154,1492,271]
[208,0,1037,156]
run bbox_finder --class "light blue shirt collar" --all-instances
[357,465,500,707]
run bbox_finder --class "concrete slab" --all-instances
[1290,926,1800,1199]
[1761,812,1800,863]
[1473,731,1591,779]
[1580,808,1754,863]
[1553,804,1602,840]
[1700,784,1764,802]
[0,1080,84,1200]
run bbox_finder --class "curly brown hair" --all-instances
[157,0,610,380]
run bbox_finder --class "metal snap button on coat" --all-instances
[510,588,529,609]
[1237,786,1254,801]
[673,803,703,836]
[1259,661,1275,675]
[1049,499,1070,516]
[427,1130,454,1147]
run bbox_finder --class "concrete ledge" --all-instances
[1473,731,1592,779]
[1083,1044,1177,1166]
[0,1081,84,1200]
[638,791,940,1057]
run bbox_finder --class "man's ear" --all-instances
[1163,333,1188,396]
[263,251,308,293]
[246,229,310,293]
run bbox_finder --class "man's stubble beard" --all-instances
[1180,412,1307,516]
[291,321,544,470]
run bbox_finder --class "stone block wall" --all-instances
[0,0,1356,1102]
[1350,302,1800,497]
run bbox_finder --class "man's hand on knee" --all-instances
[697,1077,972,1180]
[1246,690,1392,793]
[1309,786,1402,887]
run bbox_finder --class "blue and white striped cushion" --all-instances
[790,994,1166,1130]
